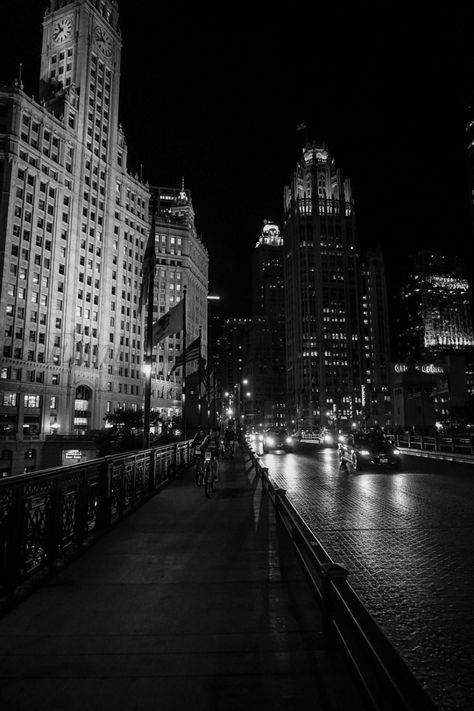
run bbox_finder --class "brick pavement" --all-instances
[267,448,474,711]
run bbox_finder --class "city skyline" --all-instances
[2,0,474,320]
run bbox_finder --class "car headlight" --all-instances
[392,448,400,455]
[266,437,275,446]
[324,434,333,444]
[359,450,370,456]
[285,437,293,444]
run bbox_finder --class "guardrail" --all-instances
[0,440,193,606]
[395,433,474,456]
[246,446,436,711]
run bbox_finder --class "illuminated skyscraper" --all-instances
[399,251,474,360]
[283,142,364,431]
[150,185,208,384]
[0,1,207,475]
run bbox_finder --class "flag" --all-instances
[138,213,157,314]
[200,360,209,392]
[205,365,216,399]
[169,334,200,375]
[152,299,184,346]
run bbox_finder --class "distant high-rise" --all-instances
[247,221,286,428]
[150,185,208,384]
[218,318,251,425]
[361,246,392,427]
[283,142,364,431]
[398,250,474,360]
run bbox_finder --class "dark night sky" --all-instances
[2,1,474,322]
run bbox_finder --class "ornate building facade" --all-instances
[283,142,364,431]
[0,1,208,475]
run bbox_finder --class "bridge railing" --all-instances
[395,433,474,456]
[0,441,192,604]
[246,445,436,711]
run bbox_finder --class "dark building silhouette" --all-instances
[217,318,251,427]
[246,221,286,429]
[361,246,392,428]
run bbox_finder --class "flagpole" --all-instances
[182,286,187,440]
[197,326,202,426]
[143,201,156,449]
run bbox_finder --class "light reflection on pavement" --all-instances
[259,443,474,711]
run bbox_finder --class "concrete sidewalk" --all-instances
[0,449,365,711]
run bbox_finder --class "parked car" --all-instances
[263,428,295,453]
[338,432,401,471]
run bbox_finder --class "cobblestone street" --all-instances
[263,445,474,711]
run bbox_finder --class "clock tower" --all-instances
[39,0,121,152]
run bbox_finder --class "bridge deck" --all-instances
[0,448,365,711]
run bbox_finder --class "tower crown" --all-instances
[47,0,120,31]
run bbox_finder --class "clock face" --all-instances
[95,26,112,58]
[52,17,73,44]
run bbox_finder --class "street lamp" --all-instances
[235,378,249,427]
[207,294,221,428]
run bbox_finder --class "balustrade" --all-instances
[0,440,192,604]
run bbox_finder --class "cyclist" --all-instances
[224,425,235,459]
[191,426,208,485]
[206,426,221,482]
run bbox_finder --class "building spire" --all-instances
[179,176,186,201]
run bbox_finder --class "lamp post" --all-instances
[206,294,221,428]
[235,378,249,427]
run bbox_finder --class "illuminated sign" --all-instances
[64,449,83,460]
[393,363,445,375]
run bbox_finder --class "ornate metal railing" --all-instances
[246,446,437,711]
[0,441,192,604]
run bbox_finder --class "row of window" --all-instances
[0,393,42,407]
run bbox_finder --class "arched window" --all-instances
[74,385,92,434]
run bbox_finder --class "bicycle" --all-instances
[194,447,205,486]
[224,440,235,460]
[203,451,219,498]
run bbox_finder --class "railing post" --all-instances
[149,448,156,493]
[4,486,25,601]
[273,487,287,516]
[321,562,349,651]
[75,472,90,549]
[173,443,178,479]
[97,456,113,531]
[44,478,62,570]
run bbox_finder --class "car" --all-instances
[338,432,401,471]
[318,429,338,447]
[263,428,295,453]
